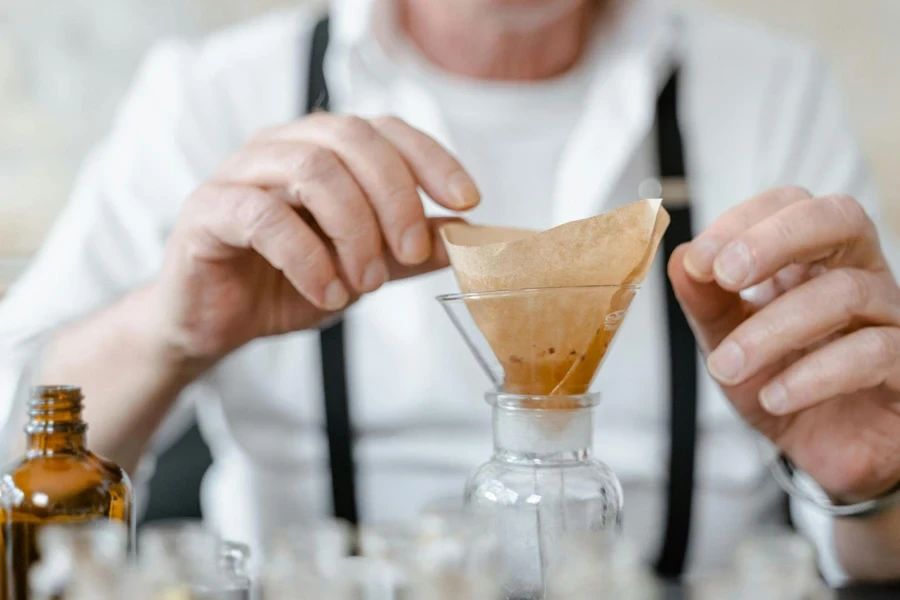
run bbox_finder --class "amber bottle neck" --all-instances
[25,386,87,455]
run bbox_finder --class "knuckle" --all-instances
[831,269,871,314]
[248,125,278,144]
[827,194,870,232]
[768,185,812,209]
[293,146,341,181]
[336,216,380,247]
[380,183,420,224]
[236,192,278,235]
[765,212,797,245]
[418,134,453,167]
[303,111,331,128]
[369,114,405,130]
[296,239,332,274]
[776,184,813,201]
[863,328,899,367]
[332,114,376,141]
[189,181,220,204]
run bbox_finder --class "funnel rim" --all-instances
[436,284,640,303]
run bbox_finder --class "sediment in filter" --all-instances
[441,199,670,400]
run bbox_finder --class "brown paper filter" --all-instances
[441,199,670,397]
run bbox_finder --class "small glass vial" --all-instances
[465,392,622,600]
[218,540,252,600]
[0,385,133,600]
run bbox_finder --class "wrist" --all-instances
[129,283,215,386]
[771,454,900,520]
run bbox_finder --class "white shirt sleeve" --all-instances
[0,39,234,507]
[755,47,899,585]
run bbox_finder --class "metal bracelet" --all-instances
[769,453,900,519]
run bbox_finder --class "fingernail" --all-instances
[707,341,744,384]
[361,258,387,292]
[760,382,788,415]
[714,241,752,287]
[447,171,480,209]
[684,238,720,280]
[400,221,431,264]
[324,279,349,311]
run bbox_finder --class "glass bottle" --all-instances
[0,385,133,600]
[465,392,622,600]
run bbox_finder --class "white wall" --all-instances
[0,0,896,263]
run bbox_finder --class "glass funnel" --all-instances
[437,286,637,395]
[437,286,638,600]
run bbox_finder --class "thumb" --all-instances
[668,243,747,354]
[387,217,466,281]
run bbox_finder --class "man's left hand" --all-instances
[669,185,900,504]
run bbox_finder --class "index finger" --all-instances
[370,116,480,211]
[711,195,885,291]
[683,186,810,282]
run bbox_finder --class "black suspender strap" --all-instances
[653,70,699,579]
[306,17,360,527]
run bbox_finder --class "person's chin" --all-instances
[475,0,585,30]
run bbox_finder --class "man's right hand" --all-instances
[147,114,480,364]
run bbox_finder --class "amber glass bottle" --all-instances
[0,386,133,600]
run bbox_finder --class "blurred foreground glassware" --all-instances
[219,540,252,599]
[261,518,354,600]
[548,531,660,599]
[137,519,252,599]
[414,505,499,600]
[0,385,133,600]
[438,286,635,599]
[361,508,500,600]
[732,531,834,600]
[29,520,128,600]
[691,531,834,600]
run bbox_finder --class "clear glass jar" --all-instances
[465,392,622,599]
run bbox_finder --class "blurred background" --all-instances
[0,0,897,521]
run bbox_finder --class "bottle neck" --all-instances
[492,405,593,464]
[25,386,87,455]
